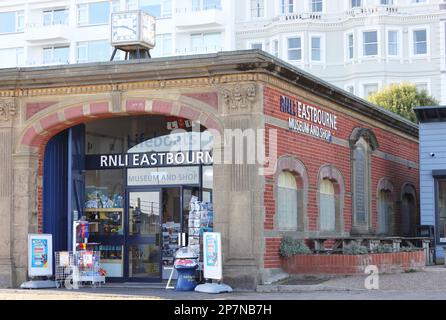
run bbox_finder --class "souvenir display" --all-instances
[187,200,214,259]
[162,221,181,267]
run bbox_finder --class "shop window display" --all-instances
[85,169,124,236]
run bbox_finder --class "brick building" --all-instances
[0,50,418,289]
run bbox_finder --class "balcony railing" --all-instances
[175,46,222,55]
[272,4,442,24]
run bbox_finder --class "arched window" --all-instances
[350,128,378,233]
[277,171,299,231]
[319,179,336,231]
[378,190,393,234]
[353,142,368,226]
[317,165,345,234]
[401,184,417,236]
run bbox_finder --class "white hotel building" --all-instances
[0,0,445,103]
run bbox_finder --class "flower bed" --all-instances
[281,250,426,275]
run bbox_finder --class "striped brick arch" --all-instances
[18,98,222,233]
[19,99,223,151]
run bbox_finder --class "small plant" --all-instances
[400,246,417,252]
[404,269,417,273]
[375,244,394,253]
[343,241,369,255]
[279,237,312,258]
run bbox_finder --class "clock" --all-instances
[110,10,156,50]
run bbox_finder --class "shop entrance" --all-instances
[43,115,214,282]
[127,189,162,281]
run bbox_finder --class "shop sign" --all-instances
[86,150,213,170]
[28,234,53,277]
[203,232,222,280]
[127,166,200,186]
[280,95,337,142]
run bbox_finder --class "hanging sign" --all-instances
[280,95,337,142]
[28,234,53,277]
[203,232,222,280]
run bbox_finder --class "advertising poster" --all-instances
[203,232,222,280]
[28,234,53,277]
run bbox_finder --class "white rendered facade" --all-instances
[0,0,234,66]
[236,0,446,103]
[0,0,445,103]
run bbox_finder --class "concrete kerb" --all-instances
[256,284,367,293]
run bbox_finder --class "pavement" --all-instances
[2,266,446,300]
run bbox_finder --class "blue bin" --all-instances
[175,264,198,291]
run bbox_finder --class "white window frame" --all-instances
[345,32,354,61]
[412,79,432,94]
[409,26,430,59]
[249,0,266,19]
[311,0,323,13]
[361,28,380,59]
[0,11,24,34]
[361,81,381,99]
[386,28,401,59]
[279,0,294,14]
[247,40,264,50]
[284,34,303,62]
[309,33,325,64]
[344,83,355,95]
[76,40,111,63]
[42,45,70,65]
[77,1,111,26]
[271,38,280,57]
[0,47,25,68]
[380,0,394,5]
[43,8,69,26]
[351,0,362,8]
[191,32,222,53]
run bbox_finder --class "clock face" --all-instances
[141,14,156,48]
[111,13,138,43]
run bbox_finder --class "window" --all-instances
[193,0,221,11]
[387,30,398,56]
[77,40,111,63]
[111,0,121,12]
[380,0,394,4]
[351,0,362,8]
[251,0,265,18]
[363,83,379,98]
[277,171,299,231]
[415,82,428,93]
[151,34,172,57]
[140,0,172,18]
[287,37,302,61]
[43,8,69,26]
[353,138,369,229]
[191,32,221,53]
[0,11,24,33]
[363,31,378,56]
[251,43,263,50]
[412,0,426,3]
[413,29,427,55]
[311,36,321,62]
[347,33,354,59]
[319,179,336,232]
[401,185,417,236]
[311,0,323,12]
[0,48,24,68]
[280,0,294,14]
[378,189,393,234]
[78,2,111,25]
[273,39,279,57]
[43,46,69,65]
[346,85,354,94]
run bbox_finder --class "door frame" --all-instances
[124,187,163,282]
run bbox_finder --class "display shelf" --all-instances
[85,208,124,212]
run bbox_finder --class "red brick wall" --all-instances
[263,86,419,269]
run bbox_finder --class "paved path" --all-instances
[2,266,446,300]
